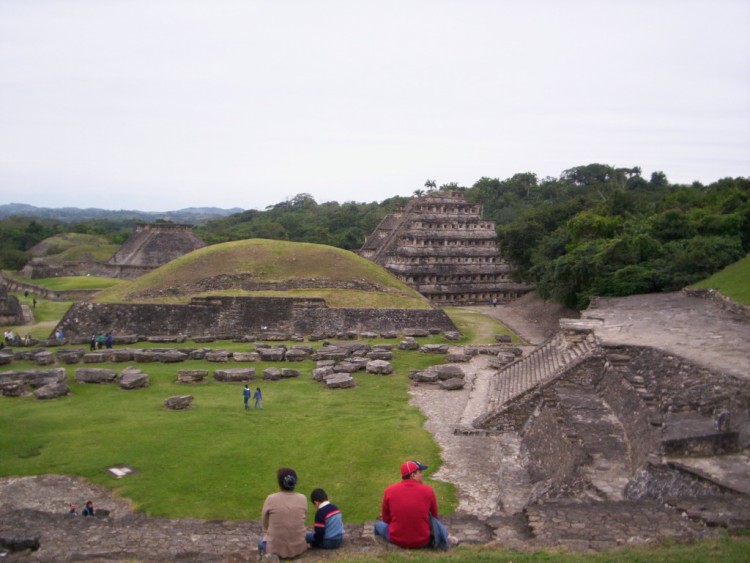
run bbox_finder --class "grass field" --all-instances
[0,340,458,524]
[691,253,750,305]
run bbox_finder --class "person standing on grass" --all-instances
[254,386,263,409]
[243,385,251,411]
[258,467,308,560]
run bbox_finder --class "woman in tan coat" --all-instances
[258,467,308,559]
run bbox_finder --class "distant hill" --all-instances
[0,203,244,225]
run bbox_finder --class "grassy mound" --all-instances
[96,239,430,308]
[28,233,119,263]
[691,254,750,305]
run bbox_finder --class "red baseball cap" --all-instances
[400,460,428,477]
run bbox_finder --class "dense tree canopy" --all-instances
[3,164,747,311]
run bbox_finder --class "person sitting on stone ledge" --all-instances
[306,488,344,549]
[374,460,450,550]
[68,503,77,515]
[258,467,307,560]
[82,500,94,517]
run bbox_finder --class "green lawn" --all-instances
[691,254,750,305]
[28,275,124,291]
[0,343,456,524]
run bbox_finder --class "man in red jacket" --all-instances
[373,460,449,549]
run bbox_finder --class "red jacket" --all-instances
[381,479,438,548]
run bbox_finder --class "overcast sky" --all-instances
[1,1,749,212]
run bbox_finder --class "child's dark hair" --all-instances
[277,467,298,491]
[310,488,328,503]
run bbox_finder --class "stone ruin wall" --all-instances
[56,296,457,340]
[109,223,206,268]
[360,191,531,305]
[519,345,749,502]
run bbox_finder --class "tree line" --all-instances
[1,164,747,310]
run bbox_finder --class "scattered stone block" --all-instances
[1,382,27,396]
[446,353,471,363]
[373,344,393,351]
[55,349,86,364]
[148,335,186,343]
[324,374,356,389]
[435,365,465,380]
[188,348,208,360]
[380,330,399,339]
[262,367,282,381]
[315,359,336,368]
[156,350,187,363]
[205,350,231,362]
[75,368,117,384]
[0,353,13,365]
[259,331,289,341]
[409,370,439,383]
[366,360,394,375]
[132,350,157,363]
[176,369,209,383]
[34,382,70,400]
[111,349,135,362]
[33,351,54,366]
[257,347,286,362]
[281,368,300,378]
[421,344,449,354]
[284,348,309,362]
[334,362,359,373]
[232,352,260,362]
[119,367,149,390]
[399,338,420,351]
[312,367,334,381]
[191,336,216,343]
[403,328,430,337]
[360,331,378,339]
[213,368,255,382]
[164,395,193,410]
[494,334,512,343]
[439,377,465,391]
[113,334,139,345]
[367,349,394,360]
[83,351,111,363]
[443,330,462,341]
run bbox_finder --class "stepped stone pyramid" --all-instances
[108,223,206,268]
[359,190,530,305]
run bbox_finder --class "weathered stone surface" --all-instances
[444,330,462,341]
[83,351,111,363]
[315,359,336,368]
[258,331,290,341]
[262,367,281,381]
[257,347,286,362]
[380,330,399,339]
[312,367,334,381]
[399,338,420,351]
[403,328,430,337]
[176,369,209,383]
[373,344,393,350]
[156,350,187,363]
[495,334,512,343]
[366,360,394,375]
[439,377,465,390]
[132,349,157,363]
[191,336,215,343]
[33,351,54,366]
[34,382,70,400]
[55,349,86,364]
[283,348,309,362]
[334,362,359,373]
[1,382,27,396]
[205,350,231,362]
[313,346,349,361]
[164,395,193,410]
[119,368,149,390]
[446,353,472,363]
[421,344,449,354]
[188,348,209,360]
[324,374,356,389]
[367,349,394,360]
[280,368,300,378]
[232,352,259,362]
[409,370,439,383]
[75,368,117,384]
[148,335,186,343]
[113,334,139,345]
[360,331,378,339]
[213,368,255,382]
[435,365,465,380]
[111,349,134,362]
[0,353,13,365]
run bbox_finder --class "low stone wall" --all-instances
[56,296,456,339]
[20,260,152,280]
[683,287,750,320]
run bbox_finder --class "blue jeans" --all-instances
[374,516,448,549]
[305,532,343,549]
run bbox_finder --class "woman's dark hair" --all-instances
[277,467,298,491]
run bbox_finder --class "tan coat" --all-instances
[261,491,308,558]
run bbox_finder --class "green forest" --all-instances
[2,164,748,310]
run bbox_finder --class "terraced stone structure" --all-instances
[360,190,530,305]
[108,223,206,270]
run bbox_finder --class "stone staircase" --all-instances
[461,330,599,432]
